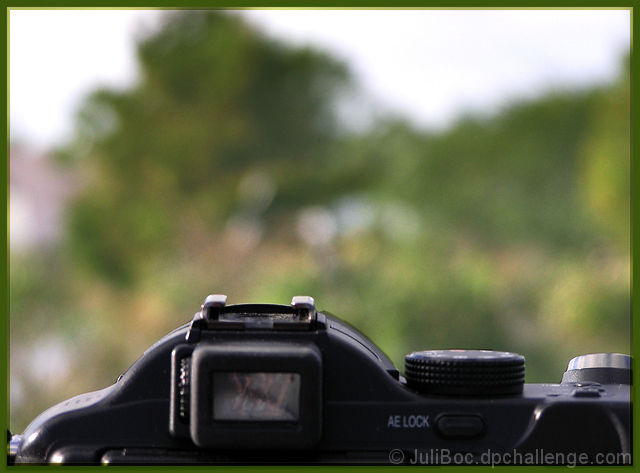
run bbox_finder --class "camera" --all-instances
[9,295,632,464]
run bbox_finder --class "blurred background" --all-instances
[9,9,630,433]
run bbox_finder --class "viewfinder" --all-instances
[189,342,322,449]
[213,372,301,421]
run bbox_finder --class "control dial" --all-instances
[561,353,631,385]
[405,349,525,396]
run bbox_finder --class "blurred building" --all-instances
[9,145,79,251]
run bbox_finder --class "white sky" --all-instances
[9,9,631,150]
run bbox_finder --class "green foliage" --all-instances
[66,11,349,286]
[580,54,630,251]
[10,11,630,432]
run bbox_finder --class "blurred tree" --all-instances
[580,53,630,252]
[64,10,349,287]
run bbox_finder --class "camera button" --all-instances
[573,382,602,387]
[435,414,485,439]
[572,387,602,398]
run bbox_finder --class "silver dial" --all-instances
[562,353,631,385]
[567,353,631,370]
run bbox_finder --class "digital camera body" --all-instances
[9,296,632,465]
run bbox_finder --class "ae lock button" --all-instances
[434,414,486,439]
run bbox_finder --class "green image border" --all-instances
[3,3,634,473]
